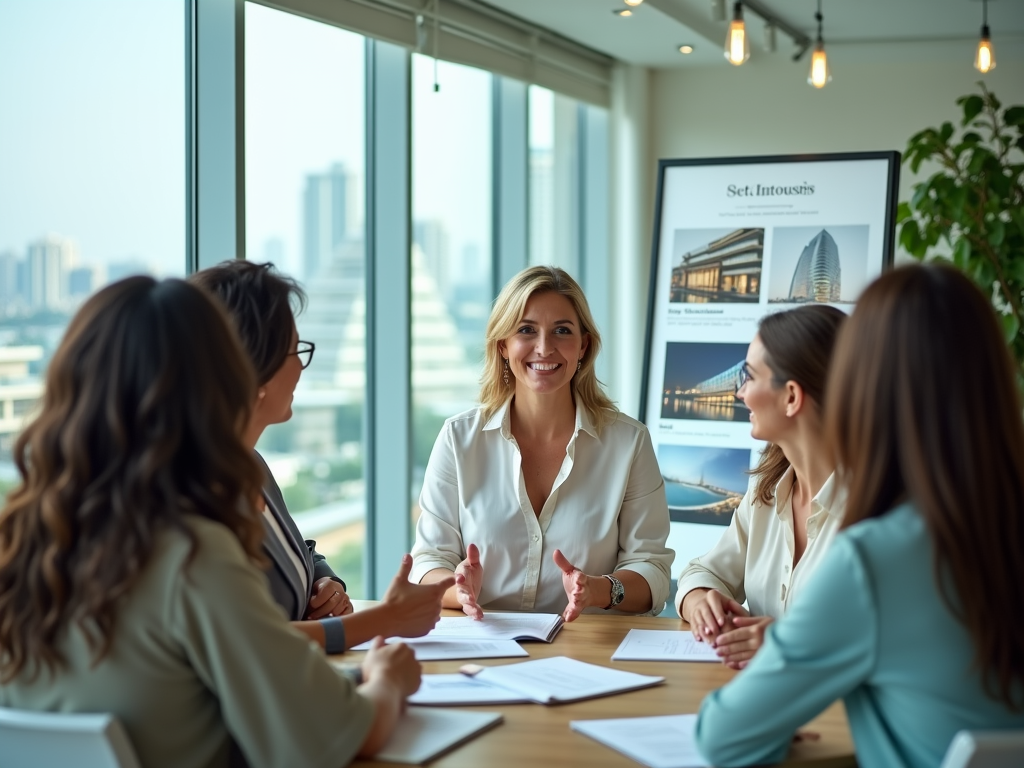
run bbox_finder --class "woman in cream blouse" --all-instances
[412,266,673,621]
[677,304,845,667]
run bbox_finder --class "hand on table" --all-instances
[380,554,454,638]
[306,576,353,619]
[552,549,596,623]
[714,615,774,669]
[454,543,484,620]
[362,636,421,703]
[688,589,746,644]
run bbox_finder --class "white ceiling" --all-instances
[482,0,1024,68]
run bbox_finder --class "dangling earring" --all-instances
[577,359,582,373]
[503,358,510,386]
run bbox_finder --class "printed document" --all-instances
[571,714,709,768]
[471,656,664,704]
[346,638,528,661]
[408,674,531,706]
[375,708,503,764]
[611,629,720,662]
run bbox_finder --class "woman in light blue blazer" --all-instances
[696,264,1024,768]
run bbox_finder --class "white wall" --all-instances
[651,55,1024,206]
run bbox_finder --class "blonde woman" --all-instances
[411,266,673,622]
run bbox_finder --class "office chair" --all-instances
[0,707,141,768]
[940,729,1024,768]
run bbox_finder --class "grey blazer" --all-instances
[255,451,344,621]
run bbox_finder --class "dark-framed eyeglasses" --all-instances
[288,340,316,370]
[735,362,753,392]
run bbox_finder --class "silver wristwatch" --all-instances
[604,574,625,609]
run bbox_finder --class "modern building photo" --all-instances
[661,341,749,422]
[768,224,871,304]
[669,227,764,303]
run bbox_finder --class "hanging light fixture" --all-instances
[808,0,831,88]
[623,0,644,6]
[975,0,996,73]
[724,2,750,66]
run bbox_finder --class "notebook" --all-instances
[571,714,709,768]
[611,629,720,662]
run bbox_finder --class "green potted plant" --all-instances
[897,84,1024,379]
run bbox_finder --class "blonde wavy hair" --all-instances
[480,266,617,430]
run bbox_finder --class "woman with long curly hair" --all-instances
[696,264,1024,767]
[0,277,419,768]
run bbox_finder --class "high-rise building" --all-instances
[303,163,357,283]
[789,229,841,302]
[0,250,20,308]
[25,235,78,311]
[670,228,763,303]
[413,219,451,300]
[68,266,96,299]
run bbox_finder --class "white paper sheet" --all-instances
[422,613,563,642]
[375,708,503,764]
[611,629,720,662]
[347,638,529,661]
[408,674,531,706]
[571,714,709,768]
[473,656,664,704]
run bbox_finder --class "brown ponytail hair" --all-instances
[826,263,1024,710]
[750,304,847,504]
[0,277,266,683]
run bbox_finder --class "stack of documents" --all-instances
[611,629,720,662]
[411,656,664,706]
[571,714,709,768]
[376,708,503,764]
[350,613,564,661]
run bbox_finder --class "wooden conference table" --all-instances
[337,605,856,768]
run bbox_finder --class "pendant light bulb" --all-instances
[975,33,996,73]
[724,2,750,66]
[807,1,830,89]
[624,0,644,6]
[974,0,996,73]
[808,40,831,88]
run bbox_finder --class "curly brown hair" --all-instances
[0,277,266,683]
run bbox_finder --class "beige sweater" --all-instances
[0,516,373,768]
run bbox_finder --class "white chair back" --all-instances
[0,708,141,768]
[940,729,1024,768]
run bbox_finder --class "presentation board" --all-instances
[639,153,899,567]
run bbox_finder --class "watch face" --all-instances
[610,576,625,605]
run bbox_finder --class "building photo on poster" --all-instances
[639,153,899,567]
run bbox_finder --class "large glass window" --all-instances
[529,86,580,274]
[0,0,185,499]
[410,55,493,511]
[245,4,368,595]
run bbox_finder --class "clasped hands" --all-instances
[689,588,773,669]
[454,543,607,623]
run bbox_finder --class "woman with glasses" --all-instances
[191,261,453,655]
[696,264,1024,768]
[676,304,846,667]
[0,277,419,767]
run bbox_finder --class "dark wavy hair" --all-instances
[0,277,266,683]
[826,263,1024,710]
[188,260,306,385]
[749,304,847,504]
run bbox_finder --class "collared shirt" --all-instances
[410,401,674,615]
[695,504,1024,768]
[676,466,844,619]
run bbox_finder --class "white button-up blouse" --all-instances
[411,401,675,615]
[675,466,845,619]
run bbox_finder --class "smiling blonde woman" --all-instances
[412,266,674,622]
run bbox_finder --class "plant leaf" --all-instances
[953,237,971,269]
[896,201,912,223]
[1005,107,1024,127]
[960,95,984,126]
[1002,313,1020,346]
